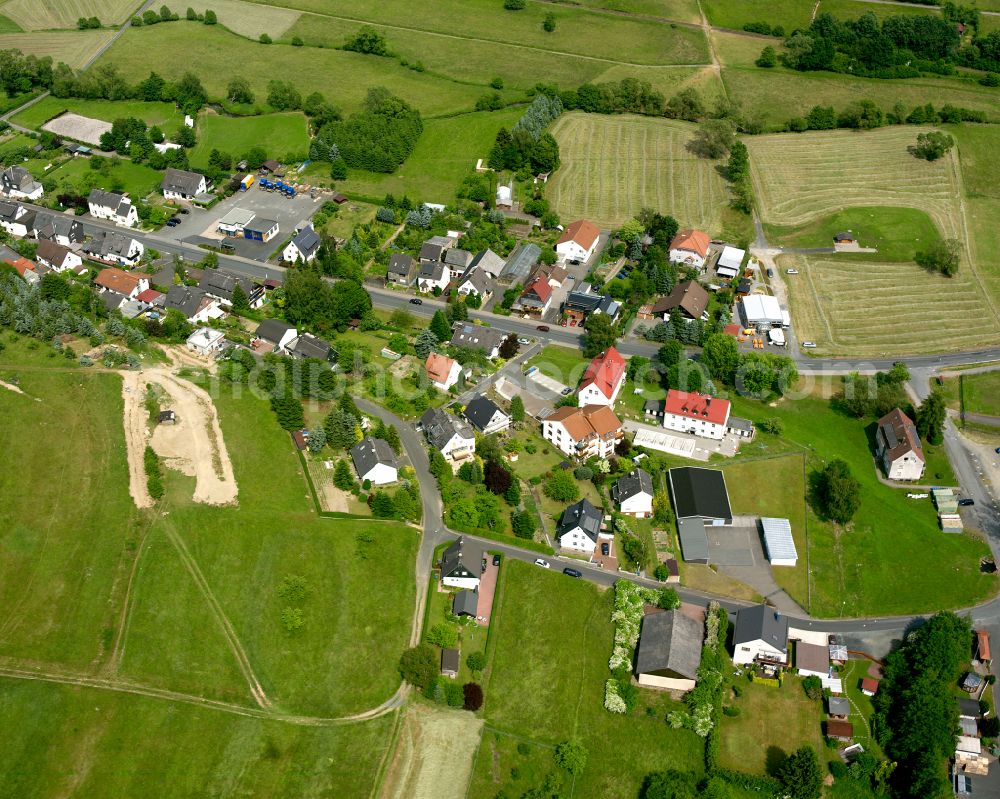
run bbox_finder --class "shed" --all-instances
[677,517,709,564]
[716,246,745,278]
[958,697,981,718]
[834,232,855,244]
[827,719,854,741]
[976,629,991,665]
[635,609,704,691]
[963,672,983,693]
[828,696,850,718]
[158,409,176,425]
[960,717,979,737]
[441,647,460,678]
[761,517,797,566]
[860,678,879,696]
[453,589,479,618]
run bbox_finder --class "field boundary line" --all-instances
[104,513,159,675]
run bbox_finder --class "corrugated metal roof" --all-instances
[761,517,797,562]
[677,517,709,562]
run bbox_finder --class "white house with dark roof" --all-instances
[612,468,654,518]
[443,248,473,280]
[387,253,416,285]
[440,536,483,589]
[420,407,475,463]
[286,331,334,362]
[469,248,505,279]
[254,319,297,353]
[161,168,209,201]
[876,408,925,481]
[463,395,510,435]
[419,235,454,263]
[557,497,602,554]
[0,166,43,200]
[87,189,138,227]
[82,231,144,267]
[32,212,83,246]
[199,270,264,309]
[455,265,493,301]
[732,604,789,666]
[416,260,449,293]
[0,201,34,238]
[163,285,223,324]
[35,239,84,274]
[283,225,320,263]
[350,437,398,485]
[450,322,505,358]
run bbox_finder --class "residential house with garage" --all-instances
[387,253,417,286]
[32,212,83,246]
[420,406,476,464]
[425,351,461,391]
[35,239,84,274]
[557,497,602,554]
[283,225,320,263]
[635,609,704,691]
[577,347,626,407]
[82,231,144,267]
[450,322,505,359]
[562,282,621,325]
[732,603,789,666]
[350,437,398,485]
[163,285,224,324]
[186,327,226,356]
[253,319,297,353]
[612,468,654,518]
[87,189,138,228]
[516,274,552,316]
[647,280,709,322]
[875,407,925,481]
[161,168,210,201]
[440,536,483,589]
[286,332,335,362]
[668,228,710,270]
[663,390,731,441]
[463,395,510,435]
[0,201,34,238]
[416,260,449,293]
[94,267,150,299]
[555,219,601,264]
[0,166,43,200]
[542,404,623,459]
[199,270,265,309]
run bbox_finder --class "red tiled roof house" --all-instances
[556,220,601,264]
[668,228,711,270]
[663,390,731,441]
[577,347,626,407]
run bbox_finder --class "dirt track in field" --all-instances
[121,367,237,508]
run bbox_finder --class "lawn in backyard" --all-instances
[422,549,490,684]
[0,679,395,798]
[763,206,942,262]
[526,343,591,387]
[46,157,165,200]
[726,388,994,617]
[321,200,377,240]
[718,674,826,775]
[12,97,185,133]
[189,111,311,169]
[476,560,705,798]
[94,21,486,117]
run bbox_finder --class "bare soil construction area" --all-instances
[380,704,483,799]
[121,367,237,508]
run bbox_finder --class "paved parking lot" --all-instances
[162,182,327,262]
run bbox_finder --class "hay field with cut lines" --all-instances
[0,30,115,68]
[203,0,301,39]
[780,253,1000,355]
[547,112,728,229]
[1,0,139,30]
[749,126,1000,355]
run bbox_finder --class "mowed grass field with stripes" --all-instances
[547,112,728,229]
[0,0,139,29]
[748,127,1000,355]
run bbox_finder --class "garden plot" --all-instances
[42,112,111,146]
[548,112,729,229]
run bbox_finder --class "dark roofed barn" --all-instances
[668,467,732,523]
[635,610,704,690]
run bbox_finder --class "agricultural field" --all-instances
[201,0,302,39]
[942,370,1000,417]
[703,0,943,32]
[548,112,729,229]
[765,206,942,262]
[0,12,20,32]
[0,30,115,69]
[0,0,139,30]
[11,97,185,133]
[474,561,705,798]
[95,22,488,117]
[952,123,1000,305]
[0,679,395,799]
[189,111,311,168]
[575,0,701,22]
[724,67,1000,129]
[727,388,994,617]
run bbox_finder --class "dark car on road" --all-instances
[165,217,180,227]
[958,498,975,507]
[409,298,423,305]
[563,567,583,578]
[537,325,550,332]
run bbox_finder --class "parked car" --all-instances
[802,341,817,348]
[165,217,180,227]
[766,268,774,278]
[563,567,583,578]
[517,337,531,345]
[601,542,610,556]
[178,208,190,214]
[995,447,1000,455]
[959,498,975,507]
[560,387,572,396]
[786,268,799,275]
[537,325,550,332]
[409,298,423,305]
[492,554,501,566]
[534,558,550,569]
